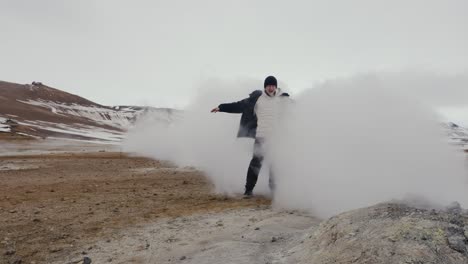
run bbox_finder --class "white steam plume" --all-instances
[123,73,468,218]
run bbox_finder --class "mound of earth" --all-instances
[289,203,468,264]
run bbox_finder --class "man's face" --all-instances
[265,85,277,95]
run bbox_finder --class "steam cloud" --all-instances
[123,73,468,218]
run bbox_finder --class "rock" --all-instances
[271,237,278,243]
[49,247,63,253]
[254,227,260,231]
[4,249,15,255]
[288,203,468,264]
[447,234,467,253]
[83,257,92,264]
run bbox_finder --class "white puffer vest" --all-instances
[254,89,287,139]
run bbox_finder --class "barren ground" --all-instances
[0,146,271,264]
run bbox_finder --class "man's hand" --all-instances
[211,107,220,113]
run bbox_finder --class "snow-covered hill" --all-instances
[0,81,180,142]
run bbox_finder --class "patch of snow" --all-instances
[46,137,122,145]
[50,106,58,114]
[0,126,10,133]
[20,120,39,124]
[16,132,41,139]
[20,120,124,142]
[17,99,143,128]
[17,99,180,130]
[0,117,11,132]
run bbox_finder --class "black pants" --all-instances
[245,138,275,193]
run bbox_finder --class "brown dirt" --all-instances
[0,152,270,264]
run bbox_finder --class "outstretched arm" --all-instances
[211,97,250,114]
[211,90,262,114]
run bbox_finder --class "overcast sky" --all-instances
[1,0,467,115]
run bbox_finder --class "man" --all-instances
[211,76,290,197]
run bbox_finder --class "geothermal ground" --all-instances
[2,140,468,264]
[0,140,277,264]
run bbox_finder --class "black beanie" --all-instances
[264,76,277,88]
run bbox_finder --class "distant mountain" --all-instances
[1,80,467,149]
[0,81,180,142]
[443,122,468,150]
